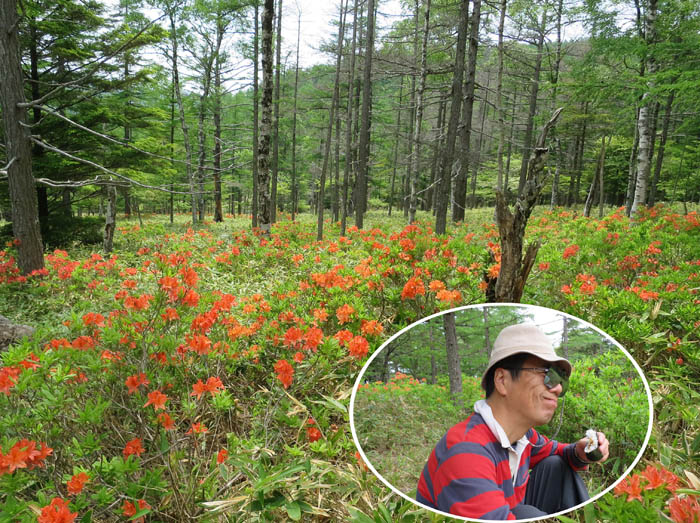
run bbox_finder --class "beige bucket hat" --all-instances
[481,323,572,389]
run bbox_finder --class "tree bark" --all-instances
[1,0,45,273]
[408,0,431,224]
[443,312,463,407]
[252,3,260,228]
[649,90,674,206]
[257,0,274,234]
[388,76,404,217]
[317,0,347,240]
[453,0,481,220]
[103,184,117,253]
[355,0,376,229]
[517,8,548,195]
[213,27,224,222]
[341,0,359,236]
[630,0,658,219]
[495,0,507,192]
[271,0,283,224]
[434,0,469,234]
[291,6,301,220]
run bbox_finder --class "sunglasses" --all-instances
[506,366,570,396]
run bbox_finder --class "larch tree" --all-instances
[0,0,45,274]
[256,0,274,235]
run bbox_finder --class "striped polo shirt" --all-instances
[416,401,587,519]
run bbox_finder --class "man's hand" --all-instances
[575,431,609,463]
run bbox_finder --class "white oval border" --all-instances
[349,303,655,522]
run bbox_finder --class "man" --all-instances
[416,323,609,520]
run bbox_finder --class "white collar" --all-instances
[474,399,531,482]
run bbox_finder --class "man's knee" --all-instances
[533,455,567,475]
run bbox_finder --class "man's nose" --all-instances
[549,383,563,397]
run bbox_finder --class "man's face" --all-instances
[505,355,565,427]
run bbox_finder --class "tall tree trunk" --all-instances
[630,0,658,219]
[549,0,563,209]
[1,0,45,273]
[252,3,260,227]
[291,6,301,221]
[271,0,282,224]
[434,0,469,235]
[649,90,674,206]
[428,96,447,212]
[170,71,175,224]
[408,0,431,224]
[257,0,274,234]
[495,0,507,192]
[388,76,404,217]
[404,1,419,220]
[317,0,347,240]
[169,10,196,225]
[355,0,376,229]
[341,0,359,235]
[518,8,548,194]
[469,76,489,209]
[213,37,223,223]
[453,0,481,221]
[443,312,463,407]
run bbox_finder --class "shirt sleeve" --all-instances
[528,429,589,472]
[431,445,518,520]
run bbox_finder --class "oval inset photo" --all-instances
[350,304,653,522]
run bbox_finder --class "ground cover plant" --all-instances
[0,204,699,521]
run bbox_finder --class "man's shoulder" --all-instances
[444,411,499,449]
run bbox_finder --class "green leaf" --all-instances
[347,506,375,523]
[285,501,301,521]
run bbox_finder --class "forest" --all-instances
[1,0,700,520]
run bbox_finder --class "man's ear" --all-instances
[493,368,509,396]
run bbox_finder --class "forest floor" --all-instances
[0,204,699,521]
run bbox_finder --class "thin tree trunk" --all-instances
[291,6,301,220]
[317,0,347,240]
[355,0,376,229]
[630,0,658,218]
[408,0,431,224]
[434,0,469,234]
[341,0,359,235]
[257,0,274,234]
[649,90,674,206]
[252,3,260,227]
[495,0,507,192]
[169,10,196,225]
[443,312,463,407]
[103,184,117,253]
[517,8,547,195]
[453,0,481,220]
[388,76,404,217]
[469,76,488,209]
[1,0,45,273]
[271,0,282,223]
[213,17,225,222]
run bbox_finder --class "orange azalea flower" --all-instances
[668,494,700,523]
[190,379,208,400]
[125,373,149,394]
[487,263,501,279]
[186,423,208,435]
[187,334,211,355]
[303,327,324,351]
[538,262,550,271]
[123,438,144,458]
[361,320,383,337]
[143,390,168,411]
[334,329,354,346]
[81,312,105,328]
[293,351,304,363]
[429,280,446,292]
[66,472,89,495]
[274,359,294,389]
[613,474,643,502]
[161,307,179,322]
[401,277,425,300]
[122,499,150,523]
[561,284,573,295]
[307,427,322,443]
[336,304,355,324]
[156,412,175,430]
[181,289,200,307]
[348,336,369,358]
[217,448,229,464]
[179,266,199,287]
[283,326,304,348]
[312,308,328,322]
[38,498,77,523]
[562,244,580,259]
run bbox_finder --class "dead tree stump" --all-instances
[486,108,563,303]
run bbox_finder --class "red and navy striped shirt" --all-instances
[415,411,587,519]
